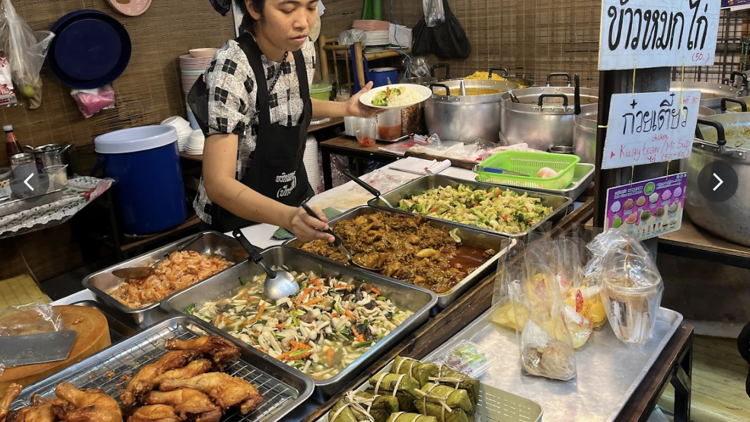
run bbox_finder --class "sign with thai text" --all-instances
[601,90,700,169]
[599,0,720,70]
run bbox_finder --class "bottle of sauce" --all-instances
[4,125,22,164]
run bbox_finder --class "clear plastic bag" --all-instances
[0,49,17,106]
[71,85,116,118]
[0,302,62,336]
[1,0,54,101]
[423,0,446,27]
[338,29,367,47]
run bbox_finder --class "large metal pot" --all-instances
[573,105,715,164]
[501,73,598,151]
[424,78,519,143]
[25,143,73,177]
[488,67,534,88]
[683,113,750,246]
[669,81,741,111]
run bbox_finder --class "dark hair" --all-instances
[239,0,265,33]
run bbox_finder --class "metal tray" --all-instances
[82,231,248,326]
[421,303,684,422]
[0,182,64,217]
[284,206,516,309]
[509,162,595,201]
[10,316,314,422]
[162,246,438,401]
[367,174,573,240]
[316,359,544,422]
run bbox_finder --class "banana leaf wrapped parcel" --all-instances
[392,356,439,387]
[415,383,474,414]
[430,366,480,406]
[369,373,421,412]
[330,391,400,422]
[386,413,437,422]
[414,399,471,422]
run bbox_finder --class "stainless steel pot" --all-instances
[683,113,750,246]
[424,78,519,143]
[25,143,73,177]
[573,105,715,164]
[500,73,598,151]
[669,81,741,111]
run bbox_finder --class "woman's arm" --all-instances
[202,133,333,242]
[311,81,382,119]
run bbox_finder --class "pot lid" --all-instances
[95,126,177,154]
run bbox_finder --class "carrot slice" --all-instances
[351,326,365,343]
[250,302,266,324]
[303,297,325,307]
[344,308,355,319]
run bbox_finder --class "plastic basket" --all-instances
[474,151,580,190]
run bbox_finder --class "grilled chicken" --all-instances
[52,383,122,422]
[159,373,262,414]
[144,389,219,422]
[6,395,73,422]
[121,351,198,407]
[0,383,23,422]
[127,405,180,422]
[164,336,240,369]
[152,359,212,387]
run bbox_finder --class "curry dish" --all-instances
[300,212,495,294]
[110,251,233,309]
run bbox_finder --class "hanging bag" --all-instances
[412,0,471,60]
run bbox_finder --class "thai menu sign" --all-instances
[601,90,700,169]
[599,0,720,70]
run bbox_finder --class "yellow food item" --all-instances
[491,301,529,330]
[465,71,506,81]
[431,87,503,96]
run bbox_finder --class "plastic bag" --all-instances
[404,56,430,78]
[423,0,445,27]
[1,0,54,102]
[71,85,116,118]
[0,302,62,336]
[584,229,664,345]
[0,49,17,106]
[338,29,367,47]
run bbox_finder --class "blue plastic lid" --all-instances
[95,126,178,154]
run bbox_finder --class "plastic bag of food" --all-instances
[70,84,116,118]
[0,302,62,336]
[0,0,54,103]
[584,229,664,346]
[422,0,445,27]
[0,49,17,107]
[517,241,577,381]
[491,248,529,332]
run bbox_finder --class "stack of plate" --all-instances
[185,130,205,155]
[364,30,390,46]
[161,116,193,151]
[179,52,214,94]
[353,20,390,31]
[304,135,323,194]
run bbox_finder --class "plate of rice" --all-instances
[359,83,432,109]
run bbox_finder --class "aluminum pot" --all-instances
[669,81,741,111]
[682,113,750,246]
[424,78,519,143]
[488,67,534,88]
[25,143,73,177]
[573,105,715,164]
[500,73,598,151]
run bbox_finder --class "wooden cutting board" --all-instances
[0,306,111,396]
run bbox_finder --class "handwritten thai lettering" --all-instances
[621,94,689,135]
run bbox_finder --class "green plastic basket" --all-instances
[474,150,580,190]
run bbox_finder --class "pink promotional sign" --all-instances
[604,173,688,241]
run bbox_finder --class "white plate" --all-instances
[359,83,432,109]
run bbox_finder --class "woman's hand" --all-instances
[285,205,335,243]
[346,81,382,118]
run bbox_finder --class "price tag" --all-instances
[601,91,700,169]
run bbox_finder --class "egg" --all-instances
[537,167,558,178]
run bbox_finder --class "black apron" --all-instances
[210,37,314,232]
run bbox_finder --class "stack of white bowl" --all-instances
[180,49,217,94]
[304,135,323,193]
[161,116,193,151]
[186,130,205,155]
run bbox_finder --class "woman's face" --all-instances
[249,0,318,52]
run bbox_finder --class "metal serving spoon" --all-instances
[342,170,395,208]
[112,233,204,279]
[231,229,299,299]
[301,204,383,272]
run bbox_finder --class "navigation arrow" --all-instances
[713,173,723,192]
[23,174,34,191]
[610,151,616,158]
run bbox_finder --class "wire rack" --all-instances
[12,323,299,422]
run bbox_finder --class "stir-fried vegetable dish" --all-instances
[187,268,413,380]
[300,212,495,294]
[398,184,553,235]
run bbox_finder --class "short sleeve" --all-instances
[205,42,255,136]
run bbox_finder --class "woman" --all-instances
[198,0,379,240]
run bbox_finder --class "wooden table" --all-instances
[319,136,400,189]
[659,215,750,269]
[302,198,695,422]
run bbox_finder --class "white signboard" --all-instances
[599,0,720,70]
[601,90,700,169]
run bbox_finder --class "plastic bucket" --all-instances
[94,126,187,235]
[310,83,332,100]
[369,67,398,88]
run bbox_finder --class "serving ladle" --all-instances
[231,229,300,299]
[301,204,383,272]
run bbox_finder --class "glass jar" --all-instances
[9,152,34,169]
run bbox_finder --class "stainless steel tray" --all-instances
[162,246,438,401]
[367,174,573,240]
[421,304,684,422]
[82,231,248,326]
[0,181,64,217]
[510,162,595,201]
[10,315,314,422]
[284,206,516,309]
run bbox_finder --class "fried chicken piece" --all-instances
[159,373,262,415]
[144,390,219,422]
[152,359,212,387]
[127,405,180,422]
[121,351,198,407]
[6,395,73,422]
[53,382,122,422]
[164,336,240,369]
[0,383,23,422]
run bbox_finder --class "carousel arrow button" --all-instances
[698,162,737,203]
[23,174,34,191]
